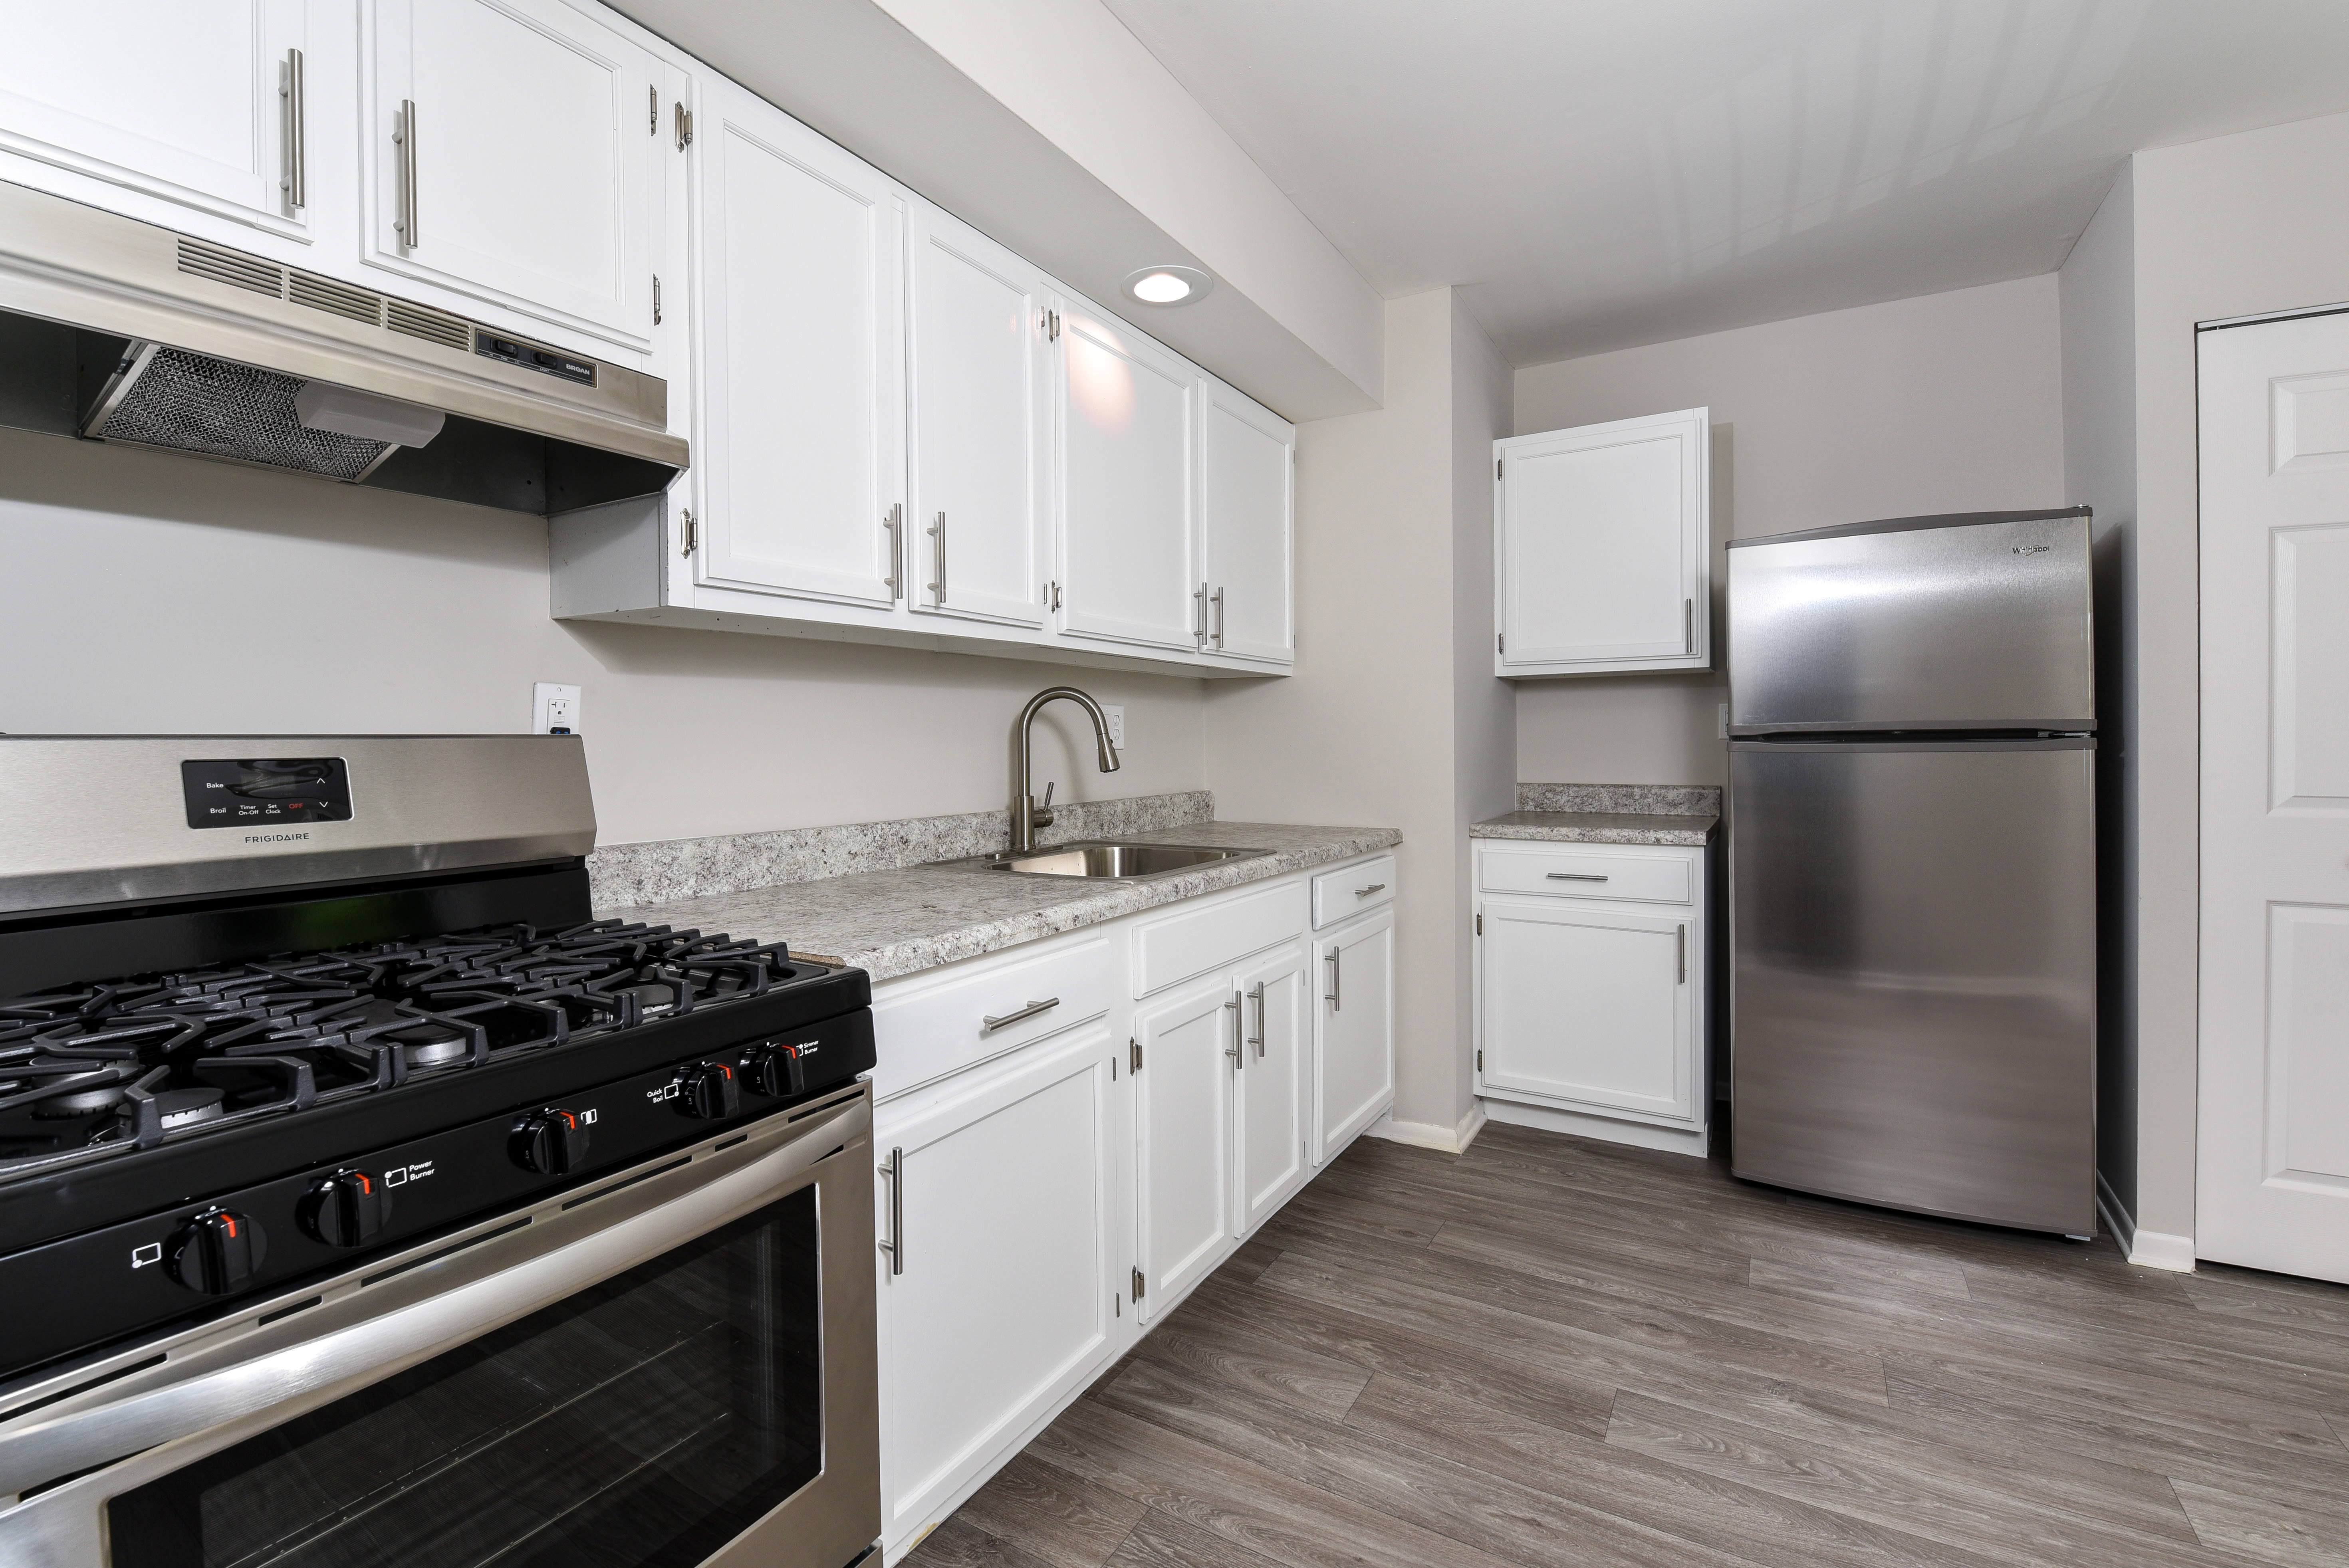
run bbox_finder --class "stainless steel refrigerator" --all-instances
[1726,507,2096,1236]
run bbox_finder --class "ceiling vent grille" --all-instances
[288,270,383,326]
[175,238,284,300]
[385,299,470,352]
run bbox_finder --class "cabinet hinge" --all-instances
[674,101,693,150]
[1044,308,1061,341]
[1477,1049,1484,1071]
[1497,632,1504,655]
[1476,912,1483,935]
[1129,1037,1142,1073]
[649,84,658,135]
[1048,580,1063,611]
[652,273,661,325]
[1496,456,1504,480]
[679,507,698,557]
[1131,1266,1145,1301]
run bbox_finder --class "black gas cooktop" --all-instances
[0,920,831,1176]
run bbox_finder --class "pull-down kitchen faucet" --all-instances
[1012,686,1121,853]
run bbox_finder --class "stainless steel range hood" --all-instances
[0,181,685,513]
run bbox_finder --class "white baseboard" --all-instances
[2098,1170,2194,1272]
[1366,1100,1489,1155]
[1482,1096,1708,1157]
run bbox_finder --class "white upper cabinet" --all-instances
[689,74,904,607]
[1199,377,1296,666]
[0,0,308,232]
[1496,406,1711,677]
[1053,297,1199,654]
[366,0,663,351]
[909,203,1052,628]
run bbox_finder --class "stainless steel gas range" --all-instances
[0,736,881,1568]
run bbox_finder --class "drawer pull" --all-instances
[1354,882,1386,896]
[1547,872,1609,882]
[878,1146,904,1275]
[981,996,1060,1033]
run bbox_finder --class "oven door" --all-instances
[0,1087,878,1568]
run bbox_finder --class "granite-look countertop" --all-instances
[595,819,1400,983]
[1470,809,1716,846]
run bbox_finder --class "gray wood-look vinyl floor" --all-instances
[904,1122,2349,1568]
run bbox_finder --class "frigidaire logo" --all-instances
[244,832,311,844]
[2012,543,2051,555]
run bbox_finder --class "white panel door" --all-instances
[1496,406,1709,676]
[1234,942,1308,1234]
[0,0,306,230]
[1314,906,1395,1164]
[368,0,659,348]
[1200,379,1295,665]
[692,76,903,607]
[877,1029,1118,1544]
[1133,974,1234,1320]
[2197,310,2349,1284]
[909,202,1051,626]
[1055,298,1199,653]
[1477,896,1695,1124]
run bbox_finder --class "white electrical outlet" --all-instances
[533,683,582,735]
[1103,705,1125,748]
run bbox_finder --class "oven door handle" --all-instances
[0,1093,867,1502]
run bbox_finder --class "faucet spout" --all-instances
[1013,685,1121,854]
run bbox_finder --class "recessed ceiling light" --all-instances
[1121,265,1212,306]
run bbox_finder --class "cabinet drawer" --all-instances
[1134,878,1308,997]
[1311,854,1395,929]
[872,937,1110,1098]
[1479,846,1692,905]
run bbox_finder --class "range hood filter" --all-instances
[85,345,393,481]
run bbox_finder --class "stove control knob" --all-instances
[677,1061,742,1120]
[302,1170,390,1247]
[512,1108,591,1174]
[167,1208,266,1295]
[745,1043,805,1099]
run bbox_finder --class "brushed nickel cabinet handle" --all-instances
[1324,949,1341,1012]
[1684,598,1694,654]
[1677,925,1687,985]
[281,49,306,209]
[926,512,945,605]
[1247,980,1266,1057]
[1547,872,1608,882]
[883,503,903,598]
[1211,587,1225,648]
[1225,992,1243,1064]
[878,1145,904,1275]
[981,996,1059,1033]
[1354,882,1385,896]
[394,99,419,246]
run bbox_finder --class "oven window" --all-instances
[109,1187,822,1568]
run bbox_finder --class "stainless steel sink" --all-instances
[943,840,1270,880]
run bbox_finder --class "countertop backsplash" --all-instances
[587,789,1215,909]
[1515,782,1722,817]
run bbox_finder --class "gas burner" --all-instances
[0,920,827,1176]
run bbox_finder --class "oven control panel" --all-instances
[181,757,354,830]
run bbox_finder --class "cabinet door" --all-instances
[1133,975,1234,1320]
[1200,380,1295,665]
[877,1030,1119,1545]
[692,75,903,607]
[1477,896,1696,1124]
[1234,942,1309,1233]
[368,0,660,349]
[1055,299,1199,652]
[1315,906,1395,1163]
[0,0,306,230]
[1497,406,1709,676]
[909,202,1051,627]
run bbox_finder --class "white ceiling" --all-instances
[1100,0,2349,366]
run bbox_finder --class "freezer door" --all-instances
[1729,739,2095,1233]
[1727,511,2093,731]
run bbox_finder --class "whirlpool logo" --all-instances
[243,832,311,844]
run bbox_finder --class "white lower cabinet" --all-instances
[875,1025,1121,1550]
[1132,974,1236,1320]
[1314,906,1395,1164]
[872,852,1395,1561]
[1474,840,1707,1152]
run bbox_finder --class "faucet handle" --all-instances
[1040,781,1054,812]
